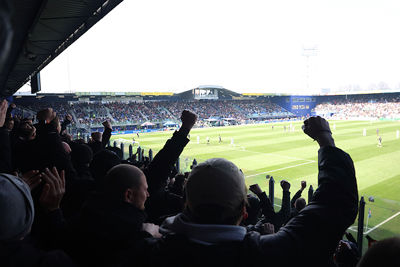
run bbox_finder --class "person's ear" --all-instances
[242,205,248,221]
[124,188,135,203]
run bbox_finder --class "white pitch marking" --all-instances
[364,211,400,235]
[347,226,372,233]
[245,161,315,178]
[227,145,316,163]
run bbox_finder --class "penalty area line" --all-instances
[364,211,400,235]
[227,145,316,163]
[346,211,400,235]
[245,161,315,178]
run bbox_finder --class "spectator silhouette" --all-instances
[357,237,400,267]
[140,116,358,267]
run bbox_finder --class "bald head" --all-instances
[105,164,149,210]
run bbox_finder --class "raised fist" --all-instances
[302,116,335,147]
[102,120,112,130]
[280,180,291,192]
[302,116,331,139]
[301,181,307,190]
[249,184,263,195]
[180,110,197,130]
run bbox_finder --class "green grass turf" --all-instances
[111,120,400,251]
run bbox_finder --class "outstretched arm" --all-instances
[249,184,275,221]
[145,110,197,194]
[60,114,72,135]
[258,117,358,266]
[101,120,112,148]
[276,180,291,228]
[291,181,306,209]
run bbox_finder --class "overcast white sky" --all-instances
[18,0,400,94]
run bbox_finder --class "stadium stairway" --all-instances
[161,106,178,120]
[70,110,78,123]
[138,109,148,121]
[105,106,116,123]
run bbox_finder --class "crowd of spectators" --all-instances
[72,103,108,125]
[16,99,292,126]
[314,95,400,119]
[1,98,398,266]
[25,102,73,122]
[235,99,284,115]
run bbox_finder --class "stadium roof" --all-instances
[0,0,123,97]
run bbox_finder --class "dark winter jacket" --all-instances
[0,239,76,267]
[144,129,190,223]
[66,193,152,266]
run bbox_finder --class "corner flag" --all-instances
[368,208,372,218]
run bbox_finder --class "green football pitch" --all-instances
[111,120,400,250]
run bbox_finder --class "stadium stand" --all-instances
[1,99,363,266]
[13,96,295,128]
[1,1,399,266]
[314,93,400,119]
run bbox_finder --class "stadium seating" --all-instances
[14,99,292,126]
[314,94,400,119]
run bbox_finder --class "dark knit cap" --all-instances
[90,150,121,188]
[71,144,93,165]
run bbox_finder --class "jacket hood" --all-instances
[160,213,246,245]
